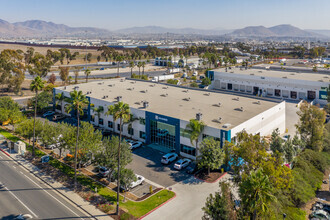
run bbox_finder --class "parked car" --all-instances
[313,201,330,213]
[186,163,199,174]
[174,158,191,170]
[130,141,143,150]
[309,210,329,219]
[43,111,55,117]
[121,174,145,191]
[98,166,110,177]
[52,114,66,121]
[45,142,60,150]
[161,153,178,165]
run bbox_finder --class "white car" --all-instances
[161,152,178,164]
[174,158,191,170]
[45,142,60,149]
[121,174,145,191]
[130,141,143,150]
[43,111,55,117]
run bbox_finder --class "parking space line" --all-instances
[144,178,164,189]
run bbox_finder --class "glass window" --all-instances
[180,128,192,138]
[139,118,146,125]
[91,115,95,122]
[108,121,113,128]
[117,124,123,131]
[202,134,220,142]
[180,144,196,156]
[99,118,104,125]
[139,131,146,139]
[128,127,134,135]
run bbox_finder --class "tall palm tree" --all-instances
[93,106,104,126]
[137,62,142,77]
[116,55,124,77]
[84,69,91,83]
[129,61,135,78]
[30,76,44,157]
[65,90,89,190]
[105,101,130,215]
[55,92,65,114]
[239,169,275,220]
[185,119,205,160]
[141,61,146,75]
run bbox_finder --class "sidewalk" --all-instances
[0,146,113,220]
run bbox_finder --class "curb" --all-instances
[138,191,177,220]
[0,147,99,220]
[194,172,227,183]
[0,148,10,157]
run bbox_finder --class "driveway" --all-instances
[144,173,237,220]
[127,146,192,188]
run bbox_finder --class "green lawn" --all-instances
[0,128,176,218]
[0,128,20,142]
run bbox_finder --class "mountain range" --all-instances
[0,19,329,39]
[0,19,111,37]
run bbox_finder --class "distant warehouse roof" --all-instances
[55,78,281,130]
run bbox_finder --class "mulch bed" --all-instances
[136,188,162,201]
[195,169,225,183]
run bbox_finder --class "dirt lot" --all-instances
[0,43,102,65]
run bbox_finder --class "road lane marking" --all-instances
[4,186,38,218]
[23,174,83,219]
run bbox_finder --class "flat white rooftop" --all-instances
[56,78,281,130]
[212,67,330,83]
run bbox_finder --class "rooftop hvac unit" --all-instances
[143,101,149,108]
[196,112,203,121]
[117,96,122,102]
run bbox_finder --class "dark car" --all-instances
[186,163,198,174]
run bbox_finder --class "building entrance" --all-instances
[150,120,176,151]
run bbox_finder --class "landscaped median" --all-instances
[0,128,175,219]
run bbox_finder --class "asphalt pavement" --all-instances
[0,151,93,219]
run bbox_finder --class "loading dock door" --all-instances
[307,91,316,100]
[290,91,297,99]
[253,87,259,95]
[228,83,233,90]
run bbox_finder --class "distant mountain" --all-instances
[306,29,330,37]
[116,26,232,35]
[229,24,324,38]
[0,19,112,37]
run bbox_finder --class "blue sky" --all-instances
[1,0,329,30]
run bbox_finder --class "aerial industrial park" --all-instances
[0,1,329,220]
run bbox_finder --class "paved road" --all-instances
[25,70,165,80]
[0,151,93,219]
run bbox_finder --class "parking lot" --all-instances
[127,146,192,188]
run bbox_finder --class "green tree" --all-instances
[65,90,89,190]
[270,128,284,154]
[202,77,211,86]
[28,91,52,113]
[0,97,23,125]
[137,62,142,77]
[296,102,326,152]
[141,61,146,75]
[59,66,70,85]
[202,182,237,220]
[185,119,205,159]
[55,92,66,114]
[129,61,135,78]
[118,168,136,202]
[30,76,44,157]
[323,123,330,152]
[16,118,43,144]
[198,137,224,175]
[115,55,124,77]
[239,169,275,220]
[84,69,91,83]
[28,52,53,77]
[105,101,130,215]
[190,82,198,87]
[92,106,104,126]
[73,66,82,84]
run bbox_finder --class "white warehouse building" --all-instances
[207,68,329,102]
[53,78,285,160]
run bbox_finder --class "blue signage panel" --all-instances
[145,111,181,154]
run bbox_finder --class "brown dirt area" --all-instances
[195,169,226,183]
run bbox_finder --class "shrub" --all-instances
[298,149,328,173]
[120,212,131,220]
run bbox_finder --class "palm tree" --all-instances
[30,76,44,157]
[141,61,146,75]
[124,113,138,138]
[129,61,135,78]
[137,62,142,77]
[239,169,275,220]
[185,119,205,160]
[55,92,65,114]
[116,55,124,77]
[105,101,130,215]
[65,90,89,190]
[84,69,91,83]
[93,106,104,126]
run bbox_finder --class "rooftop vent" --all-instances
[143,101,149,108]
[108,84,115,87]
[73,86,79,90]
[196,112,203,121]
[235,107,244,111]
[318,80,324,82]
[222,123,231,129]
[282,76,287,79]
[98,82,104,85]
[183,97,191,101]
[258,71,262,73]
[212,117,222,124]
[233,97,240,101]
[120,79,125,82]
[204,93,210,96]
[323,76,329,78]
[183,89,189,93]
[116,96,122,102]
[102,95,109,99]
[161,93,168,97]
[127,87,134,91]
[162,86,169,89]
[250,73,254,75]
